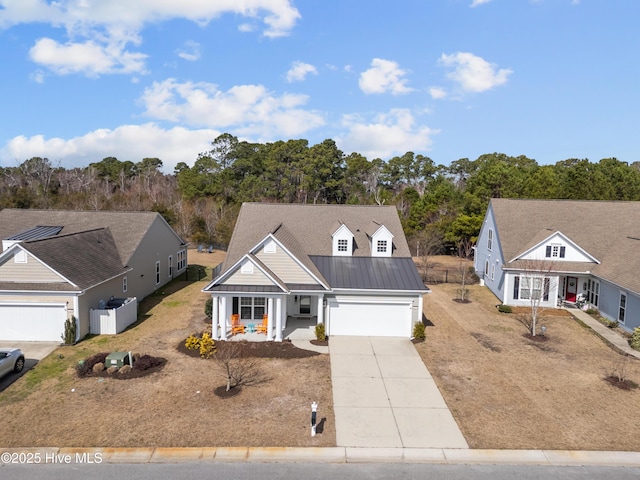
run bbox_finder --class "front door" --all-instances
[299,295,311,315]
[566,276,578,303]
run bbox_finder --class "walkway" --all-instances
[568,309,640,359]
[330,336,468,449]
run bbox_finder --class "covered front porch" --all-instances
[209,292,324,342]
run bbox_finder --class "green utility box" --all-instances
[105,351,130,368]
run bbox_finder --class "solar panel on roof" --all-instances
[6,226,63,241]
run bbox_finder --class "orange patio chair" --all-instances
[256,314,268,334]
[231,314,245,335]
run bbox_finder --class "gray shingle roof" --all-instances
[21,228,129,290]
[0,209,163,265]
[211,203,424,293]
[491,198,640,294]
[221,203,412,275]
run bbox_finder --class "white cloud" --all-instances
[359,58,413,95]
[336,109,437,160]
[429,87,448,99]
[177,41,201,62]
[439,52,512,93]
[470,0,492,7]
[139,78,325,137]
[0,124,218,173]
[29,38,148,76]
[1,0,300,76]
[286,61,317,83]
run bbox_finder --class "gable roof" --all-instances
[490,198,640,293]
[208,203,425,292]
[0,209,177,266]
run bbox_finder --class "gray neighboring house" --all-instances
[0,209,187,342]
[203,203,428,340]
[475,198,640,332]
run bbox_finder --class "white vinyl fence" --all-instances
[90,297,138,334]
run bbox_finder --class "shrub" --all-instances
[413,322,426,340]
[199,332,216,358]
[76,352,109,377]
[92,362,104,373]
[630,328,640,352]
[119,365,132,374]
[205,297,213,317]
[133,354,163,371]
[107,366,118,374]
[497,305,512,313]
[185,333,216,358]
[315,323,326,342]
[61,316,77,345]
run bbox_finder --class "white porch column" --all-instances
[316,294,324,325]
[220,295,228,340]
[275,296,283,342]
[211,295,219,340]
[267,297,274,341]
[418,294,424,324]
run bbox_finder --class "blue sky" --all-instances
[1,0,638,173]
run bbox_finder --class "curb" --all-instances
[1,447,639,466]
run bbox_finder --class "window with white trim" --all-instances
[376,240,387,253]
[518,275,547,301]
[487,229,493,251]
[177,249,186,271]
[337,239,348,252]
[240,297,266,321]
[545,245,566,258]
[155,261,161,285]
[619,292,627,323]
[484,260,489,277]
[587,279,600,307]
[168,255,173,278]
[123,276,128,293]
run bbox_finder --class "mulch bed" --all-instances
[214,386,243,398]
[77,356,167,380]
[177,339,320,359]
[604,376,639,391]
[523,333,550,342]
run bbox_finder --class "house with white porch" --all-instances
[202,203,428,340]
[475,198,640,332]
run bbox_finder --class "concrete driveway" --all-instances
[0,341,59,391]
[330,336,468,449]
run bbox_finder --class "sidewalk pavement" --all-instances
[568,309,640,359]
[1,447,638,466]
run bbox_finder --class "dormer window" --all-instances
[332,223,354,256]
[370,224,393,257]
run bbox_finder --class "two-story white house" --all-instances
[475,198,640,332]
[203,203,428,340]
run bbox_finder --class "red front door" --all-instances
[566,276,578,303]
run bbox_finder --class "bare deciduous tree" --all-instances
[214,342,266,392]
[517,258,558,336]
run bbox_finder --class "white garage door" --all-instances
[328,298,412,337]
[0,304,67,342]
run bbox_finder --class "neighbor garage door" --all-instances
[327,298,412,337]
[0,304,67,341]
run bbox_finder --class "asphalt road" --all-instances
[1,462,640,480]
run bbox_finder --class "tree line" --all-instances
[2,133,640,256]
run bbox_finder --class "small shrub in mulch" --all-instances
[177,338,320,359]
[452,298,472,304]
[604,376,639,391]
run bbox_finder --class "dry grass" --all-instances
[417,283,640,451]
[0,250,335,448]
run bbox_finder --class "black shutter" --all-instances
[560,246,566,258]
[513,276,520,300]
[545,246,552,257]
